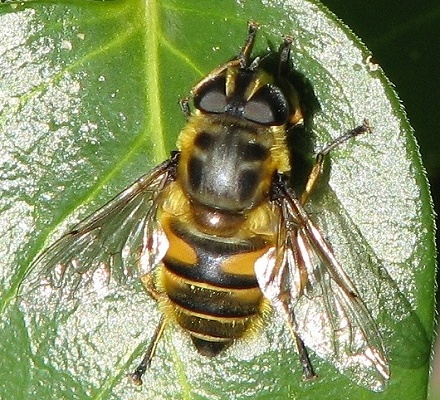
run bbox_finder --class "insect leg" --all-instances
[179,98,191,118]
[278,35,293,77]
[277,298,317,381]
[300,120,372,205]
[260,226,316,379]
[238,21,259,68]
[178,23,258,117]
[292,328,316,380]
[141,271,166,301]
[183,23,260,112]
[129,316,167,386]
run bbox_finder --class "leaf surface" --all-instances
[0,1,435,399]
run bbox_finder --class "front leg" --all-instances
[300,120,371,205]
[179,97,191,118]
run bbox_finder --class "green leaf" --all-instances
[0,1,435,399]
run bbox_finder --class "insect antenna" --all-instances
[239,21,259,68]
[278,35,293,77]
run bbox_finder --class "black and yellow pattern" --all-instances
[151,22,303,357]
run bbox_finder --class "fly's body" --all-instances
[159,126,279,354]
[20,22,392,392]
[157,49,298,353]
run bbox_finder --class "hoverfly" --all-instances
[19,22,390,392]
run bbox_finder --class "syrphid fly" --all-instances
[19,22,390,392]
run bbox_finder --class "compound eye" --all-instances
[243,85,289,125]
[194,76,227,114]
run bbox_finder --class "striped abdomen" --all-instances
[159,216,270,356]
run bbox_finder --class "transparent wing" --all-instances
[18,156,177,311]
[293,226,389,391]
[305,189,430,372]
[256,181,390,391]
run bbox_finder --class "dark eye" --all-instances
[243,85,289,125]
[194,76,227,114]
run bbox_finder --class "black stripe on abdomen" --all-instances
[166,280,260,318]
[164,257,259,289]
